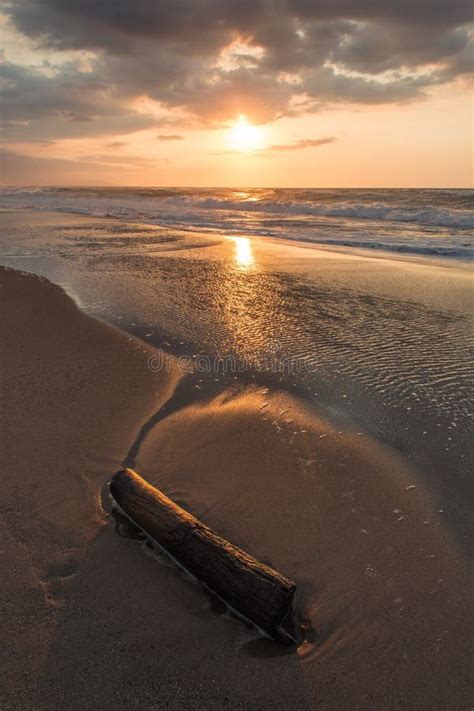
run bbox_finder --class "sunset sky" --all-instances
[1,0,472,187]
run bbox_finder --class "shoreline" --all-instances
[1,265,473,709]
[1,209,472,556]
[1,206,472,268]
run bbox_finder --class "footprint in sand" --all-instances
[40,557,79,605]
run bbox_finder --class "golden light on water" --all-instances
[216,234,280,360]
[232,236,254,268]
[228,115,266,152]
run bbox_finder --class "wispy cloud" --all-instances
[210,137,336,157]
[264,137,336,152]
[156,134,184,141]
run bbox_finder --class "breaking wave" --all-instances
[0,186,472,259]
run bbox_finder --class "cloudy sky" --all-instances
[1,0,472,186]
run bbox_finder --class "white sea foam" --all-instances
[0,186,472,259]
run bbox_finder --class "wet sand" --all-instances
[1,210,472,553]
[1,265,472,710]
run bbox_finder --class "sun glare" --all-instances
[232,236,254,268]
[228,115,265,152]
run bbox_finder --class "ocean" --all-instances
[1,186,472,259]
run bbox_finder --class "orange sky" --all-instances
[1,5,472,187]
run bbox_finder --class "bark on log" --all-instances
[110,468,298,644]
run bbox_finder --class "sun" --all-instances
[228,115,265,152]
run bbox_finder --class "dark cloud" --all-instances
[156,134,184,141]
[330,21,472,74]
[1,0,472,142]
[303,66,439,105]
[7,1,472,53]
[0,61,156,142]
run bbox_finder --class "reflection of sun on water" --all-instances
[215,233,279,360]
[232,236,254,268]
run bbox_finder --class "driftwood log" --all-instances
[110,468,298,644]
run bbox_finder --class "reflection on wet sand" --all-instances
[0,210,472,553]
[231,236,254,269]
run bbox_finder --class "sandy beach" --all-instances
[1,240,472,708]
[2,0,473,704]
